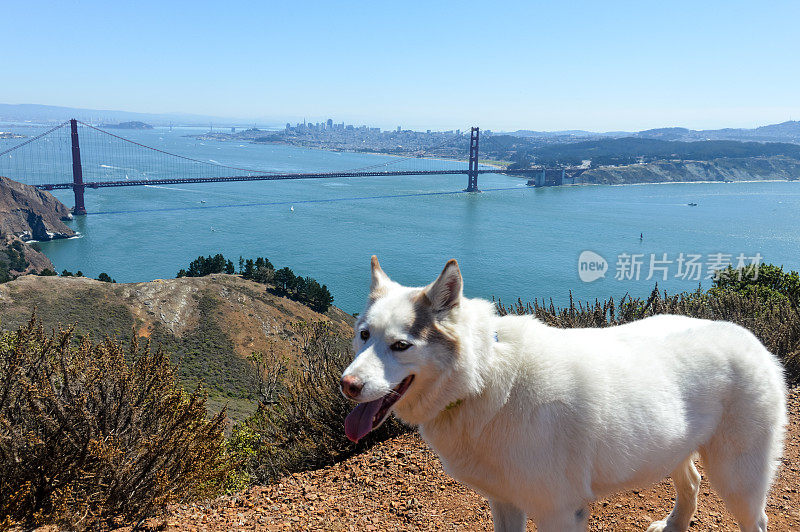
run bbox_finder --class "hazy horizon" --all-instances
[4,1,799,131]
[3,102,798,135]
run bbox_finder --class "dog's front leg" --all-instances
[489,499,526,532]
[536,506,589,532]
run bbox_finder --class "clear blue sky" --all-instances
[3,0,799,131]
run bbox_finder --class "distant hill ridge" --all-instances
[510,121,800,143]
[632,121,800,143]
[0,103,261,128]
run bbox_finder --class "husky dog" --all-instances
[340,257,787,532]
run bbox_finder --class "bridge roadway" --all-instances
[34,168,521,190]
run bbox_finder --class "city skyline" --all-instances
[3,1,799,132]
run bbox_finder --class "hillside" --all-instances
[580,156,800,185]
[0,237,55,281]
[486,136,800,183]
[526,137,800,167]
[0,274,354,419]
[0,175,75,240]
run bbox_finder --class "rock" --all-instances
[26,211,51,241]
[0,175,76,241]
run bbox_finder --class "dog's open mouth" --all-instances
[344,375,414,443]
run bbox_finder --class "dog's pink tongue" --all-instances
[345,398,383,443]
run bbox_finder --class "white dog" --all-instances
[341,257,787,532]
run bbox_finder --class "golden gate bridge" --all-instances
[0,119,540,215]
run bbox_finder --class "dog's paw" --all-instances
[645,521,672,532]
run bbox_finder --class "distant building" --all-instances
[397,126,401,132]
[327,118,333,129]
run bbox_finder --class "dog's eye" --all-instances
[390,340,412,352]
[360,329,370,341]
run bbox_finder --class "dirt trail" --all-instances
[162,388,800,531]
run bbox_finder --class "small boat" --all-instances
[200,200,207,204]
[687,202,698,207]
[290,206,294,212]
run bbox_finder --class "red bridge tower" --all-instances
[70,119,87,215]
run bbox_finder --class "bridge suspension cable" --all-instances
[74,121,286,175]
[0,120,507,213]
[0,121,70,157]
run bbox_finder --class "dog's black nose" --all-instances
[341,375,363,399]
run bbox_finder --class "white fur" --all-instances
[341,259,788,532]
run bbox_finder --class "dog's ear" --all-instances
[425,259,462,313]
[370,255,390,294]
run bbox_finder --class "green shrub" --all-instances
[0,261,10,283]
[177,253,234,278]
[712,263,800,304]
[231,321,409,484]
[5,243,27,272]
[97,272,116,283]
[0,241,29,282]
[0,318,230,530]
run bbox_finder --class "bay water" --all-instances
[7,126,799,314]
